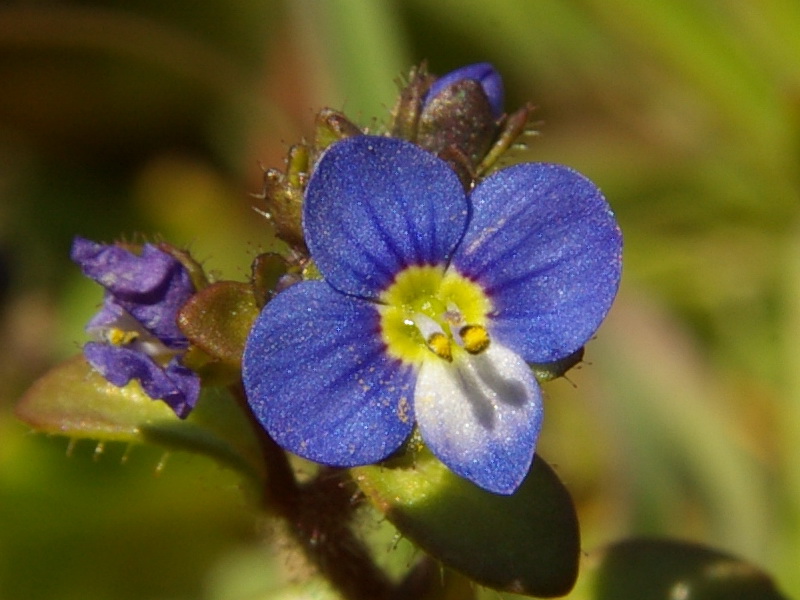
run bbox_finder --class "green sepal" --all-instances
[156,242,210,291]
[531,346,585,382]
[476,103,537,176]
[258,144,309,252]
[313,108,362,152]
[250,252,291,308]
[177,281,260,368]
[389,63,432,142]
[585,538,788,600]
[285,143,309,190]
[15,356,266,485]
[351,450,580,597]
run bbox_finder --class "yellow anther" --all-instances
[426,332,453,362]
[106,328,139,346]
[460,324,490,354]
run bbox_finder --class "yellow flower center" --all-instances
[378,265,493,365]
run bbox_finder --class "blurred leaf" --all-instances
[585,0,791,166]
[353,451,579,597]
[777,232,800,594]
[139,386,265,486]
[15,355,265,485]
[586,538,788,600]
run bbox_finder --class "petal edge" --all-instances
[453,163,622,363]
[414,343,543,494]
[243,281,415,466]
[304,136,469,299]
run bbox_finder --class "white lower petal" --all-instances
[414,343,543,494]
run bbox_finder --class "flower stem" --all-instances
[291,471,395,600]
[232,384,394,600]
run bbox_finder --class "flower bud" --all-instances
[423,62,504,118]
[417,63,505,173]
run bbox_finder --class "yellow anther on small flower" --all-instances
[426,332,453,362]
[460,324,490,354]
[106,328,139,346]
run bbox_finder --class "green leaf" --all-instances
[15,356,266,484]
[177,281,260,368]
[352,450,579,597]
[587,538,789,600]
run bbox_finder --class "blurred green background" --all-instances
[2,1,799,598]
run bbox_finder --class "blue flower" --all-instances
[424,62,504,118]
[71,237,200,418]
[243,136,622,494]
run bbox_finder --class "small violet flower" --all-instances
[423,62,504,118]
[243,135,622,494]
[71,237,200,418]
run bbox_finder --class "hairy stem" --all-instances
[232,384,393,600]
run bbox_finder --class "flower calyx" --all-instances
[257,144,310,253]
[256,109,362,253]
[389,62,540,186]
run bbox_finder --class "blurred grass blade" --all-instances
[291,0,410,122]
[594,296,772,554]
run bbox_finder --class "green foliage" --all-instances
[178,281,260,369]
[15,356,265,485]
[4,0,800,598]
[585,538,788,600]
[354,451,579,597]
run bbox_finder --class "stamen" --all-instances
[426,332,453,362]
[460,324,490,354]
[105,327,139,346]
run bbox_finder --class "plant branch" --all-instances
[231,383,394,600]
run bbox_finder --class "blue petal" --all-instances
[243,281,416,465]
[452,163,622,363]
[414,343,542,494]
[83,342,199,418]
[160,359,201,418]
[72,238,174,300]
[72,238,194,348]
[304,136,469,299]
[85,296,128,333]
[424,62,504,118]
